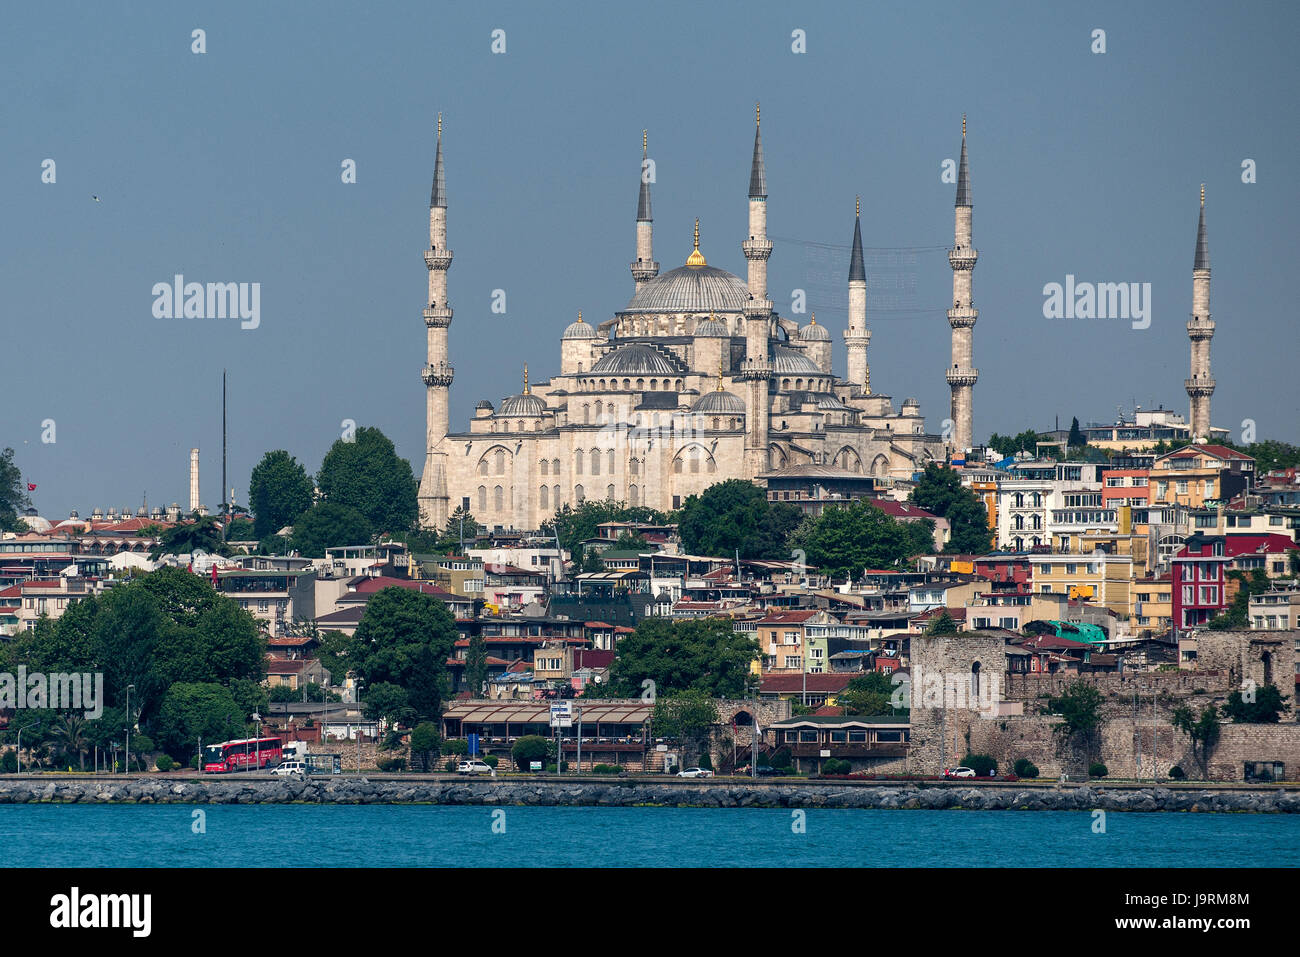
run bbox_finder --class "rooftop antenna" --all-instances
[221,369,228,540]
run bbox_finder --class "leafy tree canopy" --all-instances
[677,479,802,560]
[317,426,418,534]
[840,671,906,716]
[788,500,932,579]
[249,450,315,539]
[351,586,458,720]
[156,682,248,759]
[150,515,231,560]
[909,463,994,554]
[604,617,758,699]
[291,501,372,559]
[1223,684,1289,724]
[543,500,668,560]
[0,447,32,533]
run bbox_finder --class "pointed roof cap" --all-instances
[748,103,767,199]
[430,113,447,208]
[686,219,707,267]
[637,130,653,222]
[1194,184,1210,270]
[849,197,866,282]
[955,114,971,207]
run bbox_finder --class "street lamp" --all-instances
[124,683,135,775]
[355,679,364,776]
[253,713,261,772]
[16,719,41,774]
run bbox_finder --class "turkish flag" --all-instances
[27,483,36,491]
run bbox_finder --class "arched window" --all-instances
[553,484,561,507]
[1032,514,1042,530]
[591,449,601,475]
[1014,515,1024,530]
[690,451,700,474]
[540,459,549,477]
[552,458,560,475]
[583,404,590,424]
[493,485,504,510]
[606,484,615,500]
[494,449,505,474]
[674,457,683,474]
[629,484,639,505]
[607,449,615,473]
[539,486,549,510]
[629,457,640,476]
[575,449,584,475]
[477,486,487,511]
[675,379,683,390]
[575,484,585,503]
[623,379,630,390]
[478,459,488,476]
[1014,492,1024,508]
[594,400,603,421]
[1031,492,1042,507]
[970,661,981,700]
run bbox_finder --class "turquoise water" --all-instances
[2,805,1296,867]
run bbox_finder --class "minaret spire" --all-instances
[845,197,871,392]
[630,129,659,289]
[1187,184,1214,441]
[740,102,774,477]
[749,102,767,199]
[946,114,979,454]
[418,112,454,529]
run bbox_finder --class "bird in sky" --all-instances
[92,195,101,202]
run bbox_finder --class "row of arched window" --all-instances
[578,377,684,392]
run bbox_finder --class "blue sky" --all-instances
[3,0,1297,518]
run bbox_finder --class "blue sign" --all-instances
[467,733,479,757]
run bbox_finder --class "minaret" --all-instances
[630,130,659,291]
[418,114,454,530]
[946,114,979,454]
[1186,184,1214,443]
[739,103,773,477]
[845,196,871,394]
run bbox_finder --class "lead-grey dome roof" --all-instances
[693,316,730,337]
[772,345,825,376]
[816,394,854,411]
[497,393,546,417]
[692,389,746,414]
[796,320,830,341]
[623,264,749,314]
[589,343,688,376]
[562,316,597,339]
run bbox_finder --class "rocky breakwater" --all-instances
[0,777,1298,812]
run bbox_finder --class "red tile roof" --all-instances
[760,673,854,694]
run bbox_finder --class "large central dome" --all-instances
[623,263,750,315]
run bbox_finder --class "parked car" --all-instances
[944,767,976,779]
[457,760,493,775]
[272,761,306,778]
[676,767,714,778]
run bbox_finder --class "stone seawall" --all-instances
[0,777,1297,813]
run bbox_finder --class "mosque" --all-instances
[415,109,981,531]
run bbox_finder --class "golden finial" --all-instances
[810,313,817,325]
[962,113,966,137]
[437,113,442,138]
[522,363,530,395]
[1201,183,1205,207]
[717,356,725,391]
[755,102,760,127]
[686,218,707,266]
[856,195,860,218]
[577,310,584,324]
[643,129,648,153]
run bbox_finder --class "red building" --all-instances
[1172,534,1231,635]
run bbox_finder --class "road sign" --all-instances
[549,701,573,728]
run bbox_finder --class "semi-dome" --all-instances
[693,315,729,337]
[816,394,854,412]
[692,389,746,414]
[589,342,688,377]
[772,344,826,376]
[796,316,830,341]
[623,264,749,315]
[562,311,597,339]
[497,393,546,417]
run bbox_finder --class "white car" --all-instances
[676,767,714,778]
[457,760,493,775]
[944,767,976,779]
[273,761,306,777]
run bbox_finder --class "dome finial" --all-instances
[522,363,530,395]
[438,112,442,139]
[643,129,648,154]
[810,312,816,325]
[856,195,860,218]
[577,310,583,323]
[686,218,707,266]
[1201,183,1205,207]
[962,113,966,137]
[756,102,760,127]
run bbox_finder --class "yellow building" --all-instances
[1028,553,1132,619]
[1151,445,1255,508]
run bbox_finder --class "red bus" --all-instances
[202,737,283,773]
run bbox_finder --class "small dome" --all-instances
[475,399,495,411]
[589,343,688,377]
[693,316,729,337]
[623,265,749,315]
[817,394,854,412]
[497,393,546,417]
[23,514,53,533]
[692,389,746,415]
[562,311,596,339]
[797,316,830,341]
[772,345,826,376]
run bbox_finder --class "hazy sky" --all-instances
[3,1,1297,519]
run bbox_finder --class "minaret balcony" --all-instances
[423,306,454,327]
[843,329,871,344]
[630,261,660,282]
[742,298,773,319]
[423,363,455,387]
[1184,378,1215,396]
[948,247,979,270]
[742,238,773,261]
[1186,319,1215,339]
[736,358,773,380]
[947,307,978,328]
[946,369,978,387]
[425,249,454,269]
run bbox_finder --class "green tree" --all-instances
[317,426,418,534]
[840,671,904,716]
[677,479,803,560]
[787,501,929,579]
[362,682,413,725]
[50,714,89,771]
[651,691,719,748]
[352,586,457,718]
[1223,684,1289,723]
[463,633,488,698]
[926,610,960,635]
[1207,569,1269,630]
[317,631,361,688]
[150,515,230,559]
[291,502,372,558]
[909,463,994,554]
[0,447,32,532]
[544,500,668,560]
[1171,704,1221,779]
[1067,416,1086,449]
[512,735,549,770]
[603,617,758,698]
[155,682,246,759]
[249,450,316,540]
[225,517,256,540]
[1048,680,1104,767]
[435,504,482,553]
[409,721,441,772]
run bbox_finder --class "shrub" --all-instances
[1,751,16,774]
[698,753,713,770]
[592,763,625,774]
[769,747,793,769]
[1169,765,1185,780]
[442,738,470,756]
[483,755,498,768]
[1088,762,1108,778]
[821,759,851,775]
[377,756,406,772]
[1013,758,1039,779]
[444,759,457,773]
[190,756,200,770]
[155,755,175,772]
[512,735,549,769]
[961,753,997,776]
